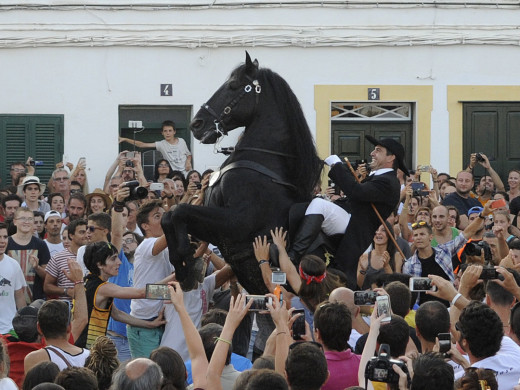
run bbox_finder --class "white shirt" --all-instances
[130,237,174,320]
[0,254,27,333]
[45,240,65,258]
[160,274,216,361]
[76,245,88,276]
[455,336,520,390]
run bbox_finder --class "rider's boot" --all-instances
[287,214,324,266]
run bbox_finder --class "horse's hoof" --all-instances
[179,257,205,292]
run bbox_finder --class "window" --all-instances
[0,115,64,189]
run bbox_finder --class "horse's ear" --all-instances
[245,51,259,74]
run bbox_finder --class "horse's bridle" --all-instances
[201,76,261,138]
[200,76,297,159]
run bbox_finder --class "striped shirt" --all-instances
[45,248,76,300]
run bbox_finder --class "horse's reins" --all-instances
[342,157,407,261]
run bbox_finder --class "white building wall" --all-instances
[1,1,520,187]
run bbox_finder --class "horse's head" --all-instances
[190,52,261,144]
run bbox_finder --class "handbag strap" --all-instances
[45,346,73,368]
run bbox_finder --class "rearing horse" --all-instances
[161,52,322,294]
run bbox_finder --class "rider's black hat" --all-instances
[365,135,409,176]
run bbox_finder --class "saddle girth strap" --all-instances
[211,160,297,192]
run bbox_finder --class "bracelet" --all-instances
[478,213,486,219]
[74,280,84,285]
[276,331,287,336]
[451,293,462,306]
[215,337,232,345]
[258,260,269,266]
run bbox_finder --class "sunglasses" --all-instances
[411,221,430,229]
[87,226,104,233]
[123,237,137,244]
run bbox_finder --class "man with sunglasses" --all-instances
[75,212,112,275]
[403,202,493,305]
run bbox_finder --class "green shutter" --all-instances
[1,115,63,190]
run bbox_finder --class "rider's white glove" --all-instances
[324,155,342,166]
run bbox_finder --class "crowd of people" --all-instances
[1,125,520,390]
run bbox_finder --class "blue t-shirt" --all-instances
[107,251,134,337]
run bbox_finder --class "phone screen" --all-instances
[145,284,170,300]
[354,291,377,306]
[376,296,391,322]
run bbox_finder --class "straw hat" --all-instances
[17,176,46,197]
[85,188,112,210]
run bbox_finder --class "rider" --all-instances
[286,135,406,289]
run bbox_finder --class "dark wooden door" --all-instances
[463,103,520,181]
[331,121,413,170]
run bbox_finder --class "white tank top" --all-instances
[45,345,90,371]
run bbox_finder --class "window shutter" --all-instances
[0,115,63,190]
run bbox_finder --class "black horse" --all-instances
[161,52,322,294]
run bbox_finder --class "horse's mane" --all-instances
[252,66,323,202]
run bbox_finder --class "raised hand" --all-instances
[253,235,270,262]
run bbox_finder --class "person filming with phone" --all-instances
[403,201,495,306]
[75,241,169,349]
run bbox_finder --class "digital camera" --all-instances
[365,344,409,384]
[123,180,148,202]
[463,240,492,263]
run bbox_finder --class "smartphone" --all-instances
[491,198,507,209]
[419,165,431,172]
[245,295,272,312]
[438,333,451,354]
[409,277,438,292]
[292,309,306,340]
[145,284,170,300]
[195,182,202,190]
[150,182,164,191]
[78,157,86,167]
[376,295,391,323]
[271,271,287,285]
[126,151,135,159]
[354,291,378,306]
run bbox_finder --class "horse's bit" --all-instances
[201,76,261,139]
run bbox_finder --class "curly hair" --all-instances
[297,255,342,312]
[84,336,119,390]
[411,352,454,390]
[149,346,187,390]
[458,301,503,359]
[455,367,498,390]
[154,159,175,182]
